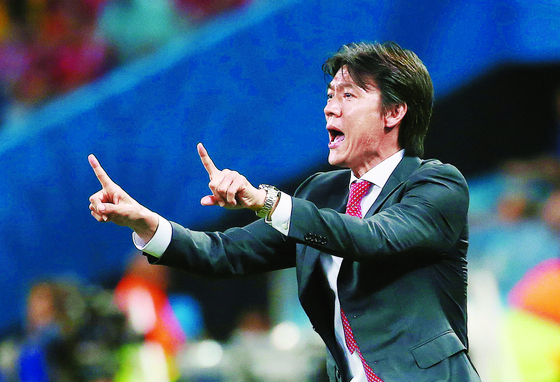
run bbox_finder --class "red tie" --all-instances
[342,181,384,382]
[346,180,372,219]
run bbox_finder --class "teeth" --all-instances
[334,135,345,143]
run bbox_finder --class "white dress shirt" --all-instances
[133,150,405,381]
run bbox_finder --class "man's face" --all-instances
[324,67,391,177]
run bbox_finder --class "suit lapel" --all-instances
[364,156,421,218]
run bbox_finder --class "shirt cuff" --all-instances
[132,215,172,258]
[267,191,292,235]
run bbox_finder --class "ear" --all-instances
[384,103,407,128]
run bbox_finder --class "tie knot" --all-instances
[351,180,372,198]
[346,181,372,218]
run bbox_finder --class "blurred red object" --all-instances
[509,258,560,324]
[114,256,186,356]
[175,0,251,21]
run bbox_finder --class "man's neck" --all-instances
[351,147,403,178]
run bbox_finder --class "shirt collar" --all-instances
[349,149,405,189]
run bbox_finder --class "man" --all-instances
[89,42,480,381]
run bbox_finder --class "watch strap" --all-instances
[256,184,280,219]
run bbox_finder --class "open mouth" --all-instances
[327,126,345,147]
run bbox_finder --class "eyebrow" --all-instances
[327,82,360,91]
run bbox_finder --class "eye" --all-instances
[327,93,334,100]
[344,93,354,98]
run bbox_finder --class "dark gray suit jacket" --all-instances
[148,156,481,382]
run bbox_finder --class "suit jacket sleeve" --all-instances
[146,218,297,278]
[288,160,469,263]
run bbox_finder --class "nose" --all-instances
[324,98,341,119]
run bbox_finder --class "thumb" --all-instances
[200,194,220,206]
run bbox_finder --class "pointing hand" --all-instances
[88,154,158,242]
[197,143,265,211]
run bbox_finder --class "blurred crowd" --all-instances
[467,155,560,382]
[0,0,251,126]
[0,254,326,382]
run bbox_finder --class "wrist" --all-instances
[251,189,267,212]
[131,209,159,243]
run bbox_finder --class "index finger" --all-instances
[197,143,219,179]
[88,154,115,188]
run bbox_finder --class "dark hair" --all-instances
[322,42,434,157]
